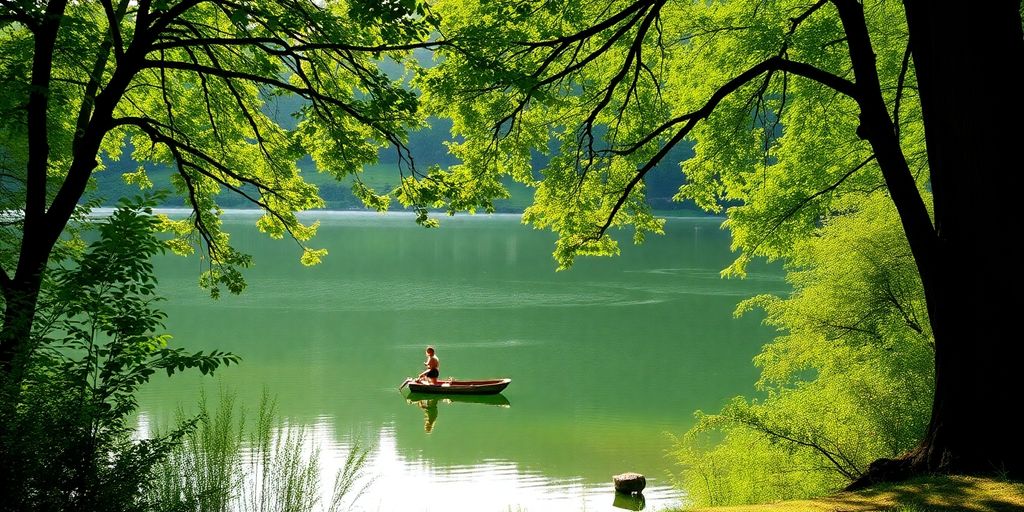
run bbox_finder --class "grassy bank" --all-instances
[682,476,1024,512]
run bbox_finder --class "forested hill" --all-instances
[93,93,701,213]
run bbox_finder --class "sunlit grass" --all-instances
[678,475,1024,512]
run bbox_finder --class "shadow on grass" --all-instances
[684,475,1024,512]
[849,475,1022,511]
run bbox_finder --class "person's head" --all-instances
[426,346,435,355]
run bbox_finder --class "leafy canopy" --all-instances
[0,0,438,296]
[416,1,934,503]
[419,0,925,269]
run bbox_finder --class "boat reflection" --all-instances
[405,393,511,433]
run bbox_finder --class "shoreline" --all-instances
[83,207,725,221]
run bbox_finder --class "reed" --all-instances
[148,389,371,512]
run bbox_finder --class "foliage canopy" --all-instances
[418,0,924,271]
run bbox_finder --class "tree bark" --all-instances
[898,0,1024,478]
[0,0,138,378]
[846,1,1024,486]
[0,0,69,377]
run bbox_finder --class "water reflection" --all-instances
[418,399,438,432]
[405,393,512,433]
[612,492,645,511]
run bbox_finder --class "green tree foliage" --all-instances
[420,0,1024,480]
[0,197,236,511]
[417,0,936,493]
[0,0,439,384]
[675,193,934,505]
[418,0,919,268]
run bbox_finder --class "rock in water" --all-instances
[613,472,646,494]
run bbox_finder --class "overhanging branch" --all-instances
[893,41,912,140]
[101,0,125,60]
[609,57,855,157]
[113,116,311,253]
[737,153,876,259]
[149,37,446,54]
[514,0,656,48]
[587,57,857,242]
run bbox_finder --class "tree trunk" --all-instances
[0,2,130,380]
[849,2,1024,487]
[839,1,1024,487]
[900,0,1024,478]
[0,0,68,380]
[0,278,43,381]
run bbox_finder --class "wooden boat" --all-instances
[404,378,511,395]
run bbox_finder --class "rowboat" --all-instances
[403,378,511,395]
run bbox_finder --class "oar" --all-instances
[398,378,412,391]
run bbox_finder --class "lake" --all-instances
[135,212,787,511]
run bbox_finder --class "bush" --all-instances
[0,196,237,511]
[674,194,933,506]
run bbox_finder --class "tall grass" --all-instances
[148,390,372,512]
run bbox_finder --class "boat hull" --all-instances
[406,378,511,395]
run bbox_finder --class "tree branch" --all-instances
[21,0,70,272]
[584,57,857,243]
[609,58,855,157]
[576,1,665,185]
[0,0,36,26]
[113,116,311,254]
[830,0,938,281]
[74,0,129,156]
[774,154,876,228]
[788,0,829,39]
[141,59,406,151]
[149,36,445,54]
[514,0,656,48]
[893,41,911,141]
[490,3,652,143]
[101,0,125,60]
[113,116,285,202]
[737,153,876,260]
[729,414,860,480]
[143,0,205,38]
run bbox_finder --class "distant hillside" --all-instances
[92,114,704,214]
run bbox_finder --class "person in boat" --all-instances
[416,345,440,385]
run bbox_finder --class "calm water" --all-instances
[136,212,786,511]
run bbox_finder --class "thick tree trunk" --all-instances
[848,2,1024,487]
[898,0,1024,478]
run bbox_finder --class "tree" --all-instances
[2,197,237,510]
[417,0,1023,480]
[676,193,934,505]
[0,0,436,384]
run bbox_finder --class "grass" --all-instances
[681,475,1024,512]
[148,389,371,512]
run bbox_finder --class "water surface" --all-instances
[137,212,786,511]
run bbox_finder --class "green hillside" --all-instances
[92,116,701,214]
